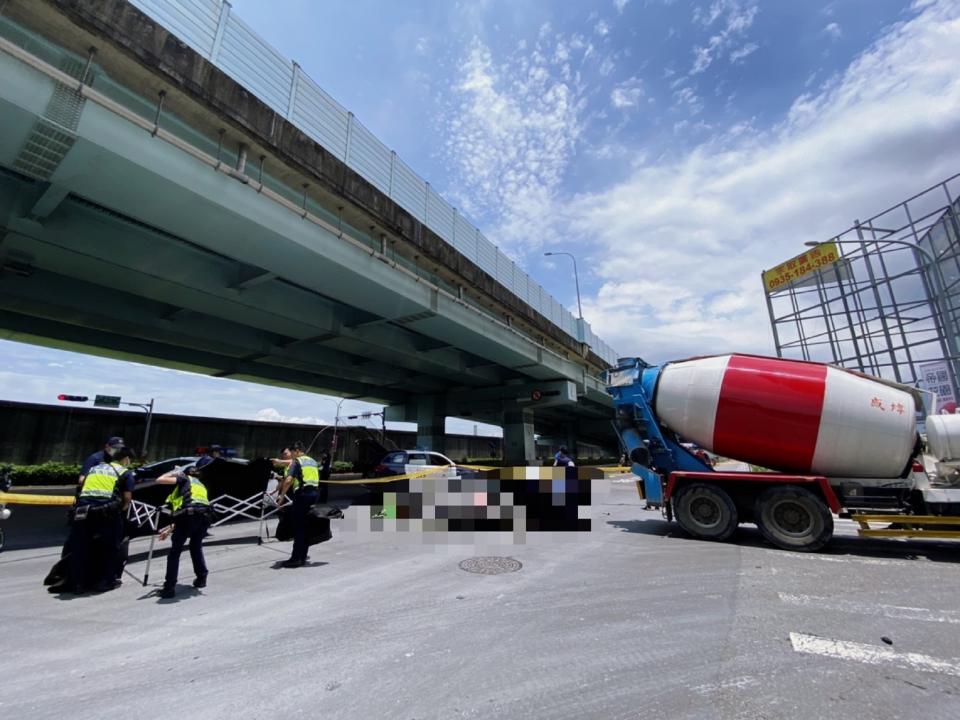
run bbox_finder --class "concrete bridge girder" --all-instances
[385,379,617,461]
[0,50,577,375]
[0,308,410,403]
[0,227,469,396]
[63,96,584,384]
[0,173,512,395]
[0,10,617,435]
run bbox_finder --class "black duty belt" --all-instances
[172,505,211,517]
[72,501,120,520]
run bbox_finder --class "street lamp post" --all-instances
[805,237,959,398]
[122,398,155,460]
[58,394,155,459]
[331,397,346,459]
[543,251,583,320]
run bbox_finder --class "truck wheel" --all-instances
[673,483,738,541]
[754,486,833,552]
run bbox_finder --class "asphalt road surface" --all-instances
[1,480,958,719]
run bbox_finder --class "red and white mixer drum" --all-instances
[653,354,917,478]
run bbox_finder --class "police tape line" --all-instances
[321,466,453,485]
[324,467,635,484]
[0,467,635,506]
[0,492,75,506]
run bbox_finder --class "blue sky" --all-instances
[3,0,960,434]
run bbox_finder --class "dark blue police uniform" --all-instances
[285,457,320,567]
[161,472,211,597]
[80,450,108,478]
[67,461,135,592]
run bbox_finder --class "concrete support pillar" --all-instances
[502,404,535,465]
[564,423,578,459]
[415,395,446,454]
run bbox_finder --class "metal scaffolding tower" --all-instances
[764,173,960,412]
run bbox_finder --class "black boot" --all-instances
[193,574,207,588]
[159,585,176,599]
[282,558,305,568]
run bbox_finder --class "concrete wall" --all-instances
[0,400,502,465]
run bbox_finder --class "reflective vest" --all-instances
[291,455,319,490]
[79,462,125,501]
[167,477,210,512]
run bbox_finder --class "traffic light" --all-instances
[57,394,88,402]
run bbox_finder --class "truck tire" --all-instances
[754,486,833,552]
[673,482,738,541]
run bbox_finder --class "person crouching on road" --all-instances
[156,465,212,598]
[275,441,320,568]
[57,446,135,594]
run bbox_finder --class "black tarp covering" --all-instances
[273,505,337,546]
[129,458,274,536]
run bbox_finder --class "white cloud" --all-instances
[672,118,714,134]
[562,0,960,363]
[729,42,758,63]
[611,77,645,108]
[673,85,704,114]
[414,36,429,55]
[441,34,589,254]
[614,0,630,13]
[255,408,331,426]
[824,22,842,39]
[595,19,611,36]
[690,0,759,75]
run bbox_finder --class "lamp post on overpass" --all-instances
[544,251,583,320]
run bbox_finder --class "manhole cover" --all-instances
[458,556,522,575]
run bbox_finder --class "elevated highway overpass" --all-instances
[0,0,619,460]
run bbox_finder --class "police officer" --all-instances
[156,464,211,599]
[78,436,125,487]
[59,446,135,593]
[275,441,320,568]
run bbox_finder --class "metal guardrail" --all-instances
[128,0,617,364]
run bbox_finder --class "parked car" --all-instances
[134,456,206,484]
[373,450,457,478]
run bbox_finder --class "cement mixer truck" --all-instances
[605,354,960,551]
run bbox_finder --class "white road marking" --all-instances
[772,552,918,567]
[789,632,960,676]
[691,675,759,695]
[779,593,960,624]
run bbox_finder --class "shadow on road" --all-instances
[607,518,960,563]
[125,535,262,564]
[269,560,329,570]
[135,585,202,603]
